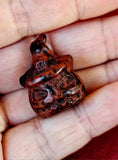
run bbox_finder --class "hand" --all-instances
[0,0,118,159]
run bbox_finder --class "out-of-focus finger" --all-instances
[0,0,118,47]
[76,60,118,93]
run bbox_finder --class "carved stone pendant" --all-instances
[20,34,85,118]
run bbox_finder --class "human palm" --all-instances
[0,0,118,159]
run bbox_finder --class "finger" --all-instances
[0,106,7,160]
[0,15,118,93]
[0,134,3,160]
[1,89,38,126]
[1,0,118,47]
[3,82,118,160]
[0,37,32,93]
[78,60,118,93]
[50,15,118,69]
[1,59,118,126]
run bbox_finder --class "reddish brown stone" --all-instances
[20,34,85,118]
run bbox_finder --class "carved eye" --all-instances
[33,89,48,101]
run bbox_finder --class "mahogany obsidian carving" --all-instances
[20,34,85,118]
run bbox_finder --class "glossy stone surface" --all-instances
[20,34,85,118]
